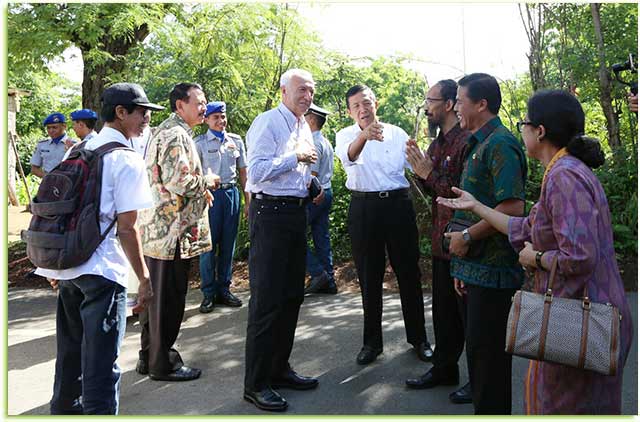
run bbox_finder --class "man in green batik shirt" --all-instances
[444,73,527,415]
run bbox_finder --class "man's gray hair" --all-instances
[280,68,314,88]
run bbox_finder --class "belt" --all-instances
[350,188,409,199]
[251,193,308,206]
[219,183,236,190]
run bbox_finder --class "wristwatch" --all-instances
[461,228,472,243]
[536,251,545,269]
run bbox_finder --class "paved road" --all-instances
[7,287,638,415]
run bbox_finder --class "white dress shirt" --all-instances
[335,122,411,192]
[36,127,153,287]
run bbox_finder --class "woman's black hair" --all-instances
[527,89,605,168]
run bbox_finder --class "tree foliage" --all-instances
[8,3,638,266]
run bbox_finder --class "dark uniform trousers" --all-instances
[431,257,467,373]
[244,198,306,391]
[348,190,427,350]
[140,243,190,376]
[466,283,516,415]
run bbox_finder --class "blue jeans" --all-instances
[200,186,241,299]
[50,275,126,415]
[306,187,334,281]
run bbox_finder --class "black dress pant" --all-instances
[244,198,306,391]
[431,257,467,374]
[465,283,516,415]
[140,243,190,376]
[348,192,427,350]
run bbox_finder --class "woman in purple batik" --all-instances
[437,89,633,414]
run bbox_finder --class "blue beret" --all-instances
[70,109,98,121]
[205,101,226,117]
[43,112,66,126]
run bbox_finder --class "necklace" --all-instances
[541,147,569,189]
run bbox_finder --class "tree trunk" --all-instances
[591,3,621,150]
[79,24,150,123]
[519,4,546,91]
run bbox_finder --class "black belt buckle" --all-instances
[378,191,390,199]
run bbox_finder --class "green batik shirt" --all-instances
[451,116,527,289]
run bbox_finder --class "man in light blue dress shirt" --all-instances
[243,69,322,412]
[195,101,249,312]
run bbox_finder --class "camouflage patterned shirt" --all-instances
[138,113,212,260]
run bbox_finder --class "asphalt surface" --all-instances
[7,287,638,415]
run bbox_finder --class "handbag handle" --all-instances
[542,254,589,306]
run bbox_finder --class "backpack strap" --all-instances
[92,141,136,238]
[93,141,135,157]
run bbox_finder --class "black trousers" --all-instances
[140,244,190,376]
[466,283,516,415]
[244,199,306,391]
[348,193,427,350]
[431,257,467,374]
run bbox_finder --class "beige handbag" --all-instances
[505,256,622,376]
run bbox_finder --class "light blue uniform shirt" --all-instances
[309,130,334,189]
[246,102,313,198]
[30,134,74,173]
[194,130,247,184]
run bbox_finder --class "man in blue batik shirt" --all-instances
[195,101,250,312]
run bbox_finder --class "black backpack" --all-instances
[21,141,134,270]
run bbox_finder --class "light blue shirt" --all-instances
[30,134,74,173]
[310,130,334,189]
[194,130,247,184]
[246,102,313,197]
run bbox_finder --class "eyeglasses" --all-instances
[516,120,534,133]
[425,97,446,105]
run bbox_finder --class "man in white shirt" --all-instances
[335,84,433,366]
[70,109,99,141]
[36,82,161,414]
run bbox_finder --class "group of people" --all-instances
[31,67,633,415]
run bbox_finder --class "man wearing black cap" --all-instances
[195,101,249,313]
[70,109,99,141]
[30,112,77,178]
[303,103,338,295]
[137,83,220,382]
[35,82,161,414]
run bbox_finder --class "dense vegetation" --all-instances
[8,3,638,271]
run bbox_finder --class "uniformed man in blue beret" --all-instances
[70,109,99,141]
[303,103,338,295]
[30,112,78,178]
[194,101,250,312]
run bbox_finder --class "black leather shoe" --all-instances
[199,297,215,313]
[215,291,242,307]
[405,366,459,389]
[415,342,434,362]
[271,369,319,390]
[149,366,202,382]
[316,284,338,294]
[243,387,288,412]
[305,272,330,294]
[449,382,472,404]
[356,346,382,365]
[136,359,148,375]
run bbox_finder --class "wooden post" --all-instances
[9,132,32,209]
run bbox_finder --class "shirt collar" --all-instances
[442,123,465,143]
[470,116,502,143]
[277,102,302,131]
[50,133,67,144]
[208,129,225,141]
[97,126,131,146]
[169,113,194,137]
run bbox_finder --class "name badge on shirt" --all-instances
[208,149,219,153]
[42,149,50,153]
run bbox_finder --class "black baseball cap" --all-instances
[101,82,165,111]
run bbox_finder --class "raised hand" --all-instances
[436,187,478,210]
[406,139,433,179]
